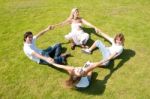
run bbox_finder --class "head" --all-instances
[69,8,79,19]
[24,31,33,43]
[65,75,81,87]
[65,70,81,87]
[114,33,125,45]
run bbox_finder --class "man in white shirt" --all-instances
[23,26,70,65]
[82,29,125,67]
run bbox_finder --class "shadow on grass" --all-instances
[77,49,136,95]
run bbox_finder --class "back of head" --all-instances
[65,75,81,87]
[24,31,33,42]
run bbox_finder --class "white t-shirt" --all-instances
[23,36,42,63]
[108,38,123,58]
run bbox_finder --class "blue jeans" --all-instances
[39,43,65,65]
[95,40,111,66]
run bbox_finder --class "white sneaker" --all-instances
[81,49,91,54]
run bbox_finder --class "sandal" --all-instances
[71,43,76,50]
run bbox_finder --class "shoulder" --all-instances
[23,43,34,55]
[115,45,124,52]
[80,17,84,21]
[110,37,114,44]
[33,35,37,40]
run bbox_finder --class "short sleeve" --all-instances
[24,46,34,55]
[109,37,115,45]
[33,36,37,40]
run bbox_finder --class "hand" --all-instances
[46,57,54,64]
[94,28,100,33]
[47,25,55,30]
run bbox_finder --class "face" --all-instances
[115,37,123,45]
[25,34,33,44]
[73,10,79,19]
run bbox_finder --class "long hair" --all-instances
[114,33,125,45]
[65,75,81,87]
[68,8,79,20]
[65,70,81,87]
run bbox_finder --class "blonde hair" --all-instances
[68,8,79,20]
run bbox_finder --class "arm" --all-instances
[81,19,113,43]
[98,52,117,66]
[32,51,74,74]
[84,52,117,74]
[35,25,54,39]
[97,29,113,44]
[32,51,54,63]
[81,18,99,32]
[54,18,71,28]
[51,62,74,70]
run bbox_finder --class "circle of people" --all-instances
[23,8,125,88]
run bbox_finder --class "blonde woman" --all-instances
[55,8,99,50]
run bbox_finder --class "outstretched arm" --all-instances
[51,62,74,74]
[81,18,99,33]
[54,18,71,28]
[96,29,114,44]
[35,25,54,39]
[84,52,117,74]
[32,51,54,63]
[32,51,74,74]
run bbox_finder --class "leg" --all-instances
[71,41,76,50]
[43,43,62,58]
[95,40,110,66]
[79,33,89,46]
[52,43,62,58]
[65,33,76,50]
[88,41,98,51]
[81,40,97,54]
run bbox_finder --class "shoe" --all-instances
[71,43,76,50]
[81,49,91,54]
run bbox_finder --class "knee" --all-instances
[95,40,101,44]
[94,40,102,47]
[55,43,61,48]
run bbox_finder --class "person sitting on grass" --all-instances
[54,8,99,50]
[49,31,124,87]
[82,29,125,67]
[47,51,118,87]
[23,26,70,65]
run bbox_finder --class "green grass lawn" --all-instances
[0,0,150,99]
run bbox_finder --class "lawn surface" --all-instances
[0,0,150,99]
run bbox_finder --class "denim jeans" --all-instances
[39,43,65,65]
[95,40,111,66]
